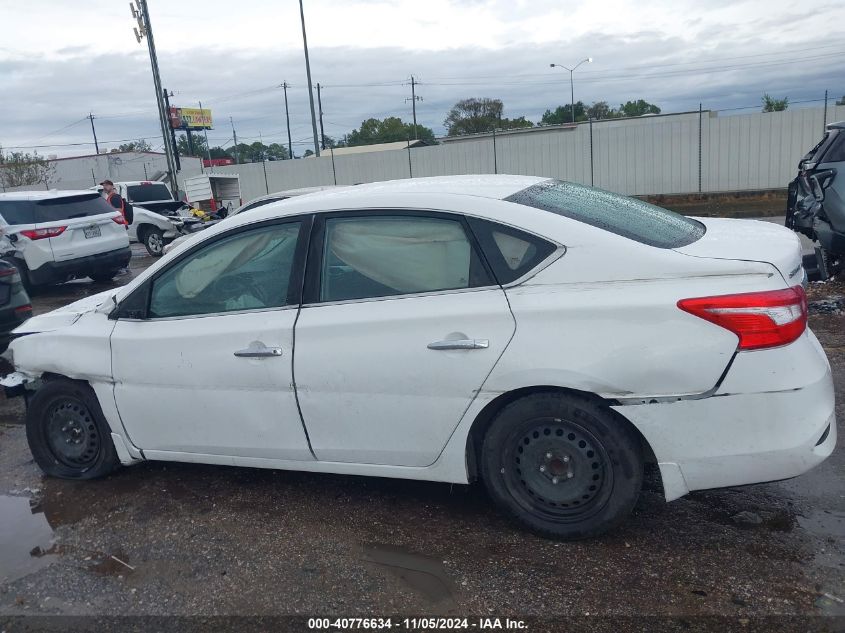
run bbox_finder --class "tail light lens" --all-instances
[20,226,66,240]
[14,305,32,315]
[0,267,16,277]
[678,286,807,350]
[112,215,127,225]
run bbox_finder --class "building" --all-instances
[1,151,203,192]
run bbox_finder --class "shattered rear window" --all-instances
[505,180,705,248]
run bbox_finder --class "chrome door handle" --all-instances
[234,342,283,358]
[427,339,489,350]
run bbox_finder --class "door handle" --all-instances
[234,341,283,358]
[427,339,489,350]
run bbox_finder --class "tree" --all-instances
[618,99,661,117]
[0,150,56,189]
[837,95,845,106]
[176,133,208,157]
[113,139,152,153]
[444,98,504,136]
[541,101,587,124]
[762,94,789,112]
[498,116,534,130]
[346,117,436,146]
[586,101,614,120]
[232,142,289,162]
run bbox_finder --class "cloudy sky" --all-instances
[1,0,843,157]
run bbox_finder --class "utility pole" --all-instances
[298,0,320,157]
[131,0,178,194]
[199,100,213,171]
[88,113,100,154]
[162,89,180,171]
[282,82,293,159]
[230,116,239,164]
[405,76,423,140]
[317,83,326,150]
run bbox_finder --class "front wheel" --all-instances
[143,227,165,257]
[26,379,120,479]
[480,392,643,540]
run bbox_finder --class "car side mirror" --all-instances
[110,282,150,320]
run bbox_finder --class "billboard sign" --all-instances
[169,107,213,130]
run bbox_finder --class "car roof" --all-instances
[0,189,101,201]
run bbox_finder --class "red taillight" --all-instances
[677,286,807,350]
[14,305,32,315]
[20,226,66,240]
[112,215,127,225]
[0,267,16,277]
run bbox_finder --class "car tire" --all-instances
[26,378,121,480]
[89,270,120,283]
[142,227,165,257]
[480,392,643,540]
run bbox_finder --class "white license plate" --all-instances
[83,225,101,239]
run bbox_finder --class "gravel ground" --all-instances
[0,245,842,632]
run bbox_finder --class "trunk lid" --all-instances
[674,218,804,285]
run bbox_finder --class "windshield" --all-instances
[505,180,705,249]
[0,194,116,225]
[126,183,173,203]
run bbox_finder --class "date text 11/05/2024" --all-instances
[307,618,528,630]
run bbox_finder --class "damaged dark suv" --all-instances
[786,121,845,279]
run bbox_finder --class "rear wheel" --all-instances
[480,392,643,539]
[26,379,120,479]
[142,227,165,257]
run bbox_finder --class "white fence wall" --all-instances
[196,105,844,202]
[8,106,843,200]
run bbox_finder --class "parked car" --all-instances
[2,175,835,539]
[0,260,31,352]
[163,186,345,254]
[98,181,216,257]
[0,190,131,291]
[786,121,845,280]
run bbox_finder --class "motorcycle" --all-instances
[786,121,845,280]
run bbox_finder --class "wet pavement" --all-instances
[0,244,842,630]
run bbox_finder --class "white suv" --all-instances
[0,190,131,291]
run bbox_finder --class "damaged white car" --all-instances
[2,175,837,539]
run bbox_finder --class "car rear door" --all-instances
[293,210,516,467]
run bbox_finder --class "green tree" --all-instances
[498,116,534,130]
[541,101,587,124]
[176,133,208,157]
[837,95,845,106]
[444,98,504,136]
[113,139,152,153]
[618,99,661,117]
[0,150,56,189]
[762,94,789,112]
[586,101,615,120]
[346,117,436,146]
[232,142,289,162]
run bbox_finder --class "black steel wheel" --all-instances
[481,392,643,539]
[26,379,120,479]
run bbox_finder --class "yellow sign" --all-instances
[169,107,213,130]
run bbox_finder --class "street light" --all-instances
[550,57,592,124]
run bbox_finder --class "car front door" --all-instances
[294,211,516,467]
[111,217,313,461]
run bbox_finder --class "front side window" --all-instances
[149,222,301,318]
[505,179,705,248]
[320,215,490,302]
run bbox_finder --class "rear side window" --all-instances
[505,180,705,248]
[126,184,172,203]
[0,194,116,225]
[820,131,845,163]
[468,217,556,284]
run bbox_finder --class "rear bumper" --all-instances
[614,330,836,500]
[29,247,131,285]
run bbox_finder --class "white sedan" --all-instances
[2,175,836,539]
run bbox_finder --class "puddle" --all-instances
[0,495,58,583]
[361,544,455,605]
